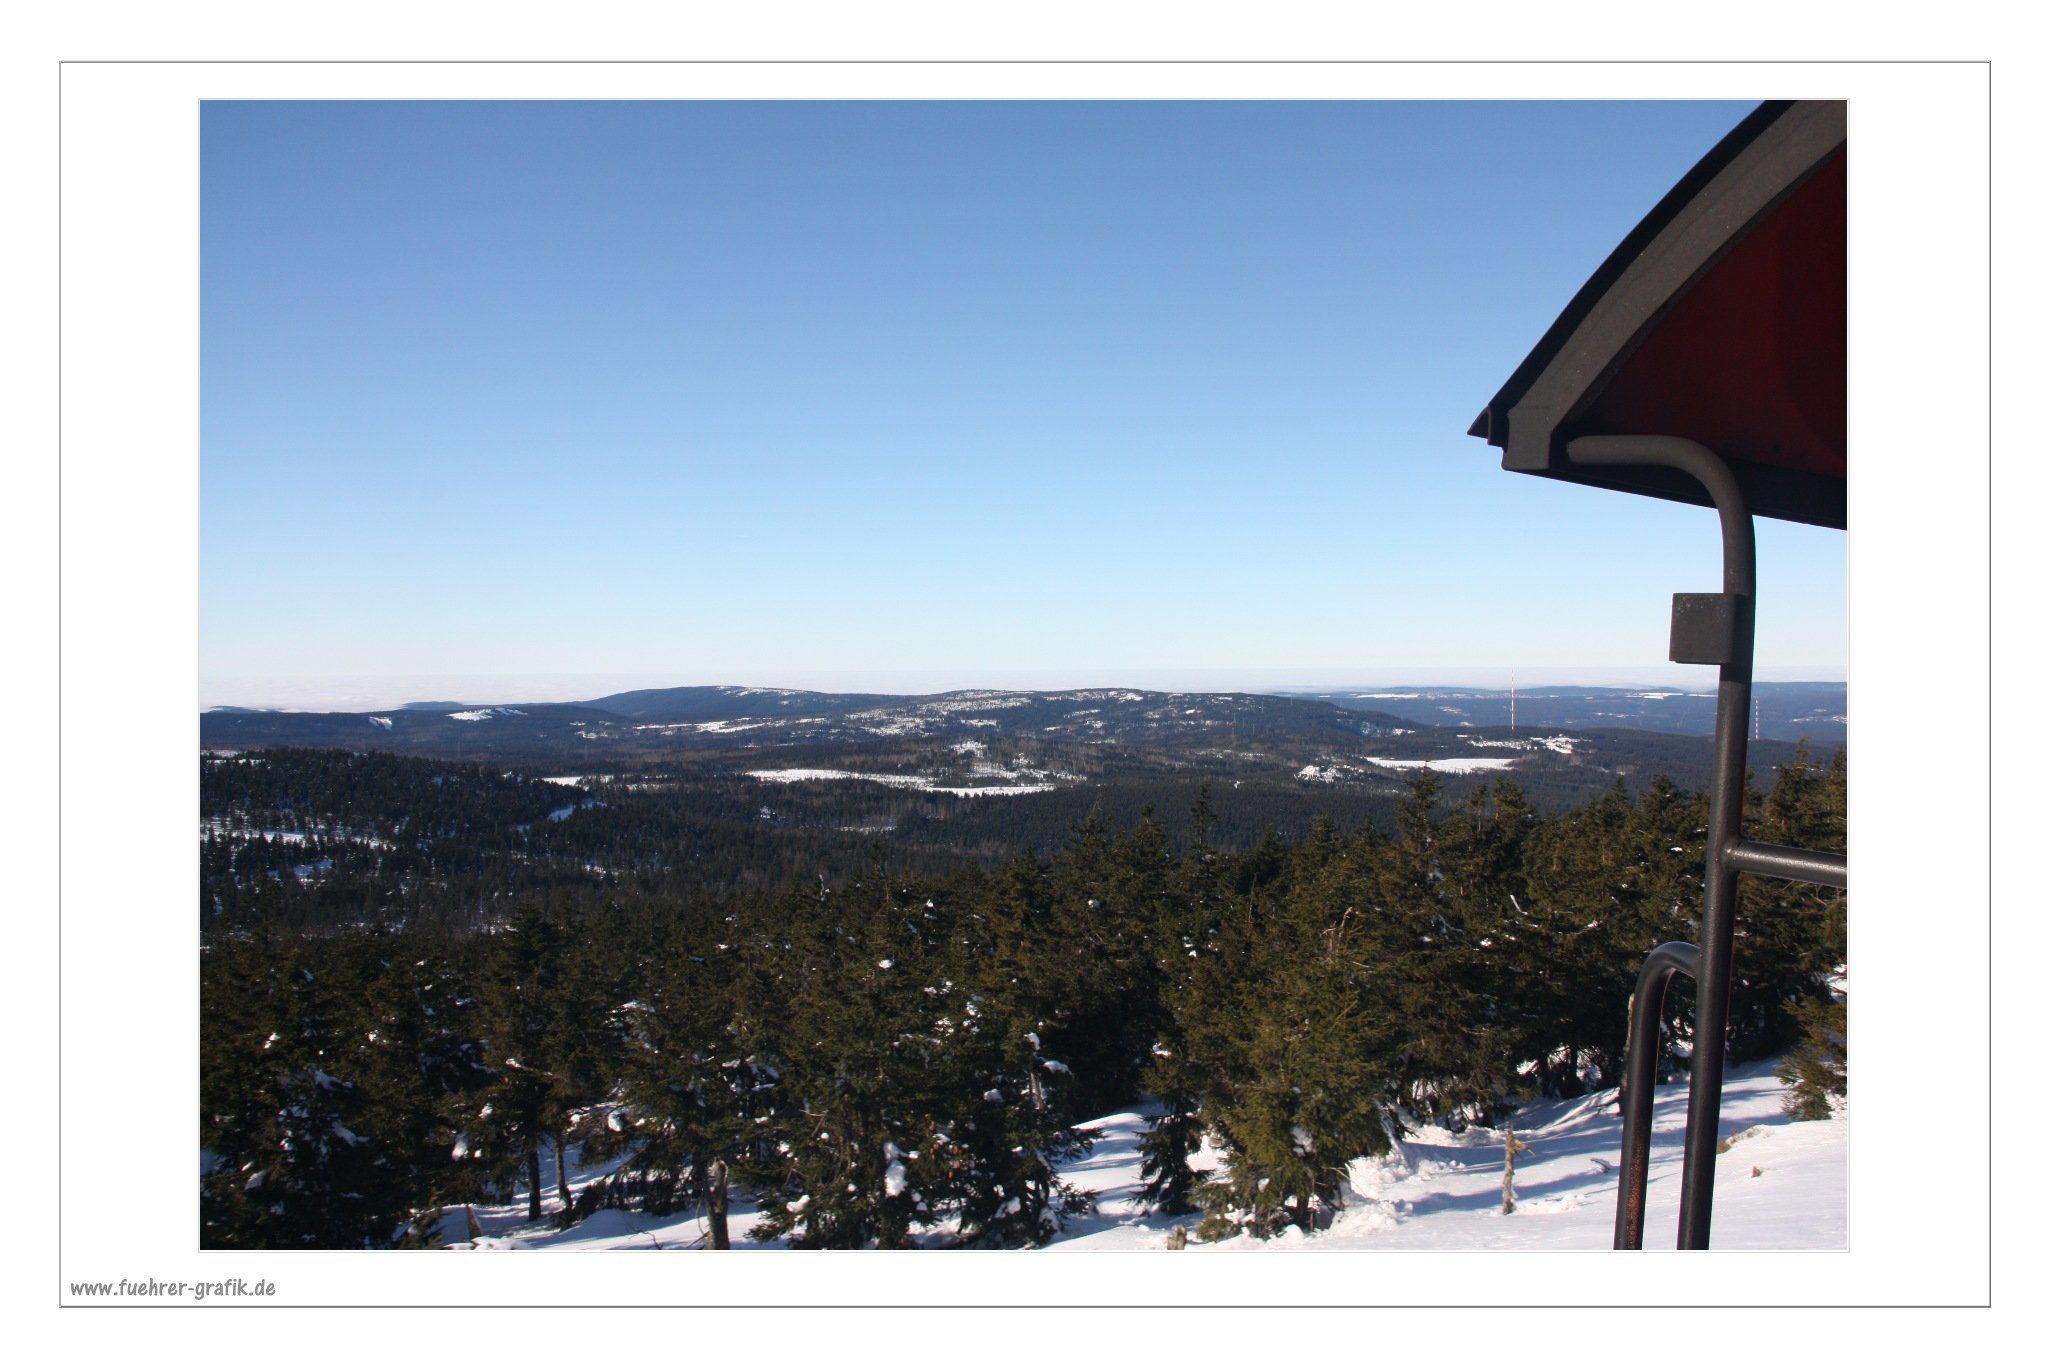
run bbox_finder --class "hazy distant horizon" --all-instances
[199,665,1849,714]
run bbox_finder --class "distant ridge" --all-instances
[1281,682,1845,745]
[201,680,1846,745]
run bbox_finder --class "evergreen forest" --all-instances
[199,745,1847,1248]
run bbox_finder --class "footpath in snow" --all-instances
[440,1061,1844,1252]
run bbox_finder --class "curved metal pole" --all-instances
[1614,941,1700,1250]
[1568,435,1752,1250]
[1567,436,1756,600]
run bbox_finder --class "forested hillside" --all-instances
[200,746,1846,1249]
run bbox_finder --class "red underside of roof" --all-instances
[1576,154,1846,480]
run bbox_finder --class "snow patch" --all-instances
[1365,756,1519,774]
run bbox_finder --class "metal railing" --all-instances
[1565,436,1847,1250]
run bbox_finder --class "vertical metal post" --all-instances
[1568,436,1754,1250]
[1684,570,1754,1248]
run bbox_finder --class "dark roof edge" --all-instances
[1467,100,1788,445]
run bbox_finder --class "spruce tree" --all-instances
[1135,1035,1205,1216]
[475,902,574,1221]
[1179,827,1396,1239]
[1728,747,1845,1062]
[200,943,419,1247]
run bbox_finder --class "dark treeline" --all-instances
[200,747,1846,1248]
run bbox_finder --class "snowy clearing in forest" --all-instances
[1461,734,1577,755]
[747,768,934,788]
[628,718,792,735]
[747,767,1079,795]
[1365,756,1520,774]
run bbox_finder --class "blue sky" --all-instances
[200,100,1846,708]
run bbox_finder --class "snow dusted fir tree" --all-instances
[1769,749,1848,1119]
[1177,817,1398,1240]
[475,904,576,1222]
[738,876,1094,1248]
[945,1022,1095,1247]
[201,941,428,1247]
[1135,794,1220,1216]
[1136,1032,1205,1216]
[584,928,756,1221]
[1776,989,1846,1120]
[342,935,497,1244]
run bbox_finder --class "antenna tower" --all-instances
[1510,669,1516,734]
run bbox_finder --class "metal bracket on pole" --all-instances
[1669,593,1750,667]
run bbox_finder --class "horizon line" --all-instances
[199,667,1849,715]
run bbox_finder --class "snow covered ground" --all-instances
[1053,1061,1843,1251]
[439,1060,1842,1252]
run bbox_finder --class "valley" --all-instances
[201,682,1842,865]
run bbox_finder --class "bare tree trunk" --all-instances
[707,1159,731,1250]
[1502,1127,1531,1214]
[526,1140,544,1221]
[555,1132,572,1211]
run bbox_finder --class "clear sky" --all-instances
[200,100,1847,709]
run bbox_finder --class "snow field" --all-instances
[439,1061,1842,1252]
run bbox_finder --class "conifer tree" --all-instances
[201,944,419,1247]
[1179,827,1396,1239]
[1776,989,1846,1119]
[1506,774,1709,1097]
[1136,1034,1205,1216]
[1350,774,1512,1122]
[1134,790,1232,1217]
[740,879,947,1247]
[339,934,494,1242]
[475,903,574,1221]
[602,916,769,1220]
[1728,747,1845,1062]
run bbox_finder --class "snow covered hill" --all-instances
[440,1060,1844,1252]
